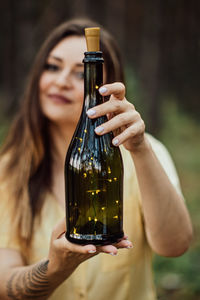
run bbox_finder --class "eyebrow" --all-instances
[48,55,63,62]
[48,55,83,67]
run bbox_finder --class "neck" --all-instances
[49,122,76,169]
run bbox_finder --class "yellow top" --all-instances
[0,134,183,300]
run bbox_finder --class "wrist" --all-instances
[130,134,152,158]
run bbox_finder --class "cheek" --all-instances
[39,73,51,93]
[75,82,84,100]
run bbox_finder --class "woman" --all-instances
[0,18,192,299]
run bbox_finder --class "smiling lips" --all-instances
[48,93,72,104]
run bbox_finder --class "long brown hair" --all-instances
[0,18,124,255]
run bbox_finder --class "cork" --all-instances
[85,27,100,52]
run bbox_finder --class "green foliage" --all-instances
[153,99,200,299]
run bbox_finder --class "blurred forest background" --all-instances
[0,1,199,299]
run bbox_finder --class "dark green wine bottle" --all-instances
[65,29,124,245]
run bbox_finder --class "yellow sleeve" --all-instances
[146,133,184,198]
[0,184,21,251]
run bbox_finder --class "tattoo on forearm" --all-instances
[7,260,50,299]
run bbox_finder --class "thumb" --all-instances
[51,217,66,240]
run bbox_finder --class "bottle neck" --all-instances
[83,51,104,110]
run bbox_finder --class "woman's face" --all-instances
[39,35,87,127]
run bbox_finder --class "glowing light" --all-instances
[83,173,87,178]
[78,147,81,152]
[84,129,87,133]
[113,215,118,219]
[107,179,112,182]
[95,85,99,89]
[88,217,92,221]
[79,138,83,142]
[92,192,95,195]
[90,157,93,160]
[89,162,92,166]
[108,166,111,174]
[101,207,105,210]
[73,228,77,234]
[114,177,117,181]
[94,218,98,222]
[115,200,119,204]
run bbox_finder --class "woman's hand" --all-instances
[86,82,146,153]
[47,218,133,285]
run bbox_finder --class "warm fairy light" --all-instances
[108,166,111,174]
[101,207,105,210]
[88,217,92,221]
[94,218,98,222]
[95,85,99,89]
[79,138,83,142]
[87,189,101,194]
[91,157,93,160]
[113,177,117,181]
[84,129,87,133]
[83,173,87,178]
[116,200,119,204]
[89,162,92,166]
[108,179,112,182]
[113,215,118,219]
[78,147,81,152]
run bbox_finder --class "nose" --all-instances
[55,69,73,88]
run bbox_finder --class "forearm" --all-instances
[131,136,193,256]
[1,259,62,300]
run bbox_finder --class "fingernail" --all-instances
[126,245,133,249]
[88,250,96,254]
[113,139,119,146]
[99,86,107,94]
[95,126,104,134]
[109,252,117,256]
[87,109,96,116]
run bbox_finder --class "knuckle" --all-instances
[114,101,121,111]
[118,82,125,90]
[130,127,136,135]
[118,114,127,123]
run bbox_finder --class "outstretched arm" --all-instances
[0,218,132,299]
[88,82,193,257]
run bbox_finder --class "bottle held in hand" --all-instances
[65,27,124,245]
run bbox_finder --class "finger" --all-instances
[112,120,145,147]
[99,82,126,100]
[97,244,118,256]
[51,218,66,240]
[56,236,97,254]
[115,239,133,249]
[87,98,128,119]
[94,111,136,136]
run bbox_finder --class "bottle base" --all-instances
[65,231,124,245]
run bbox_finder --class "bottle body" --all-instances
[65,52,124,245]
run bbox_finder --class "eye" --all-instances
[44,63,59,72]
